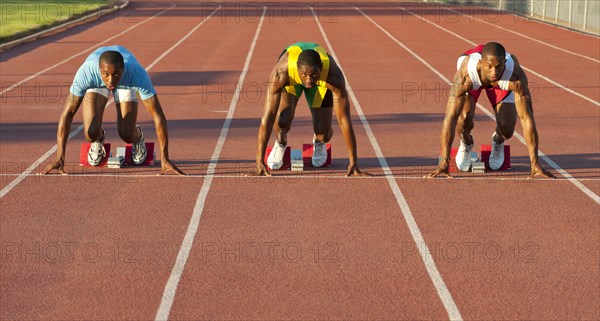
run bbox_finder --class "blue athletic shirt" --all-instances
[69,45,156,99]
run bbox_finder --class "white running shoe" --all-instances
[312,136,327,168]
[455,139,474,172]
[267,140,286,170]
[489,132,505,170]
[132,125,147,165]
[87,129,106,166]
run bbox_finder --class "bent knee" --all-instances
[459,109,474,124]
[84,125,103,142]
[497,126,515,140]
[277,111,293,129]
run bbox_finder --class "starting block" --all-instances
[446,148,479,173]
[264,145,291,170]
[123,142,155,166]
[480,144,511,170]
[447,148,458,173]
[107,147,126,169]
[302,143,331,167]
[470,149,484,173]
[471,162,486,174]
[291,149,303,171]
[79,142,111,167]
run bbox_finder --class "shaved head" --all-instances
[99,50,124,68]
[297,49,322,69]
[98,51,124,90]
[481,42,506,60]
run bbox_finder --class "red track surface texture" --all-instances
[1,1,599,320]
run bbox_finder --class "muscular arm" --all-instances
[508,56,554,178]
[253,61,287,175]
[142,94,184,175]
[428,65,472,178]
[41,93,83,174]
[327,58,370,176]
[327,61,357,166]
[510,58,537,162]
[440,71,470,160]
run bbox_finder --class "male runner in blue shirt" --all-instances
[41,45,183,175]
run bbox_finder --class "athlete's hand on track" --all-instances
[40,160,67,175]
[346,164,372,177]
[529,163,555,179]
[160,159,185,175]
[246,161,271,177]
[426,165,452,178]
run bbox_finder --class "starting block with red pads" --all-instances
[302,143,331,167]
[124,142,155,166]
[444,148,479,173]
[79,142,111,167]
[264,145,291,170]
[448,147,458,173]
[480,144,511,170]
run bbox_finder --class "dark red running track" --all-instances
[1,1,598,319]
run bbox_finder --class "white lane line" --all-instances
[0,5,221,200]
[0,1,131,51]
[456,3,600,39]
[443,7,600,64]
[511,133,600,203]
[0,124,83,199]
[311,7,463,321]
[3,173,597,182]
[398,7,600,107]
[0,3,176,97]
[356,7,600,205]
[145,4,221,70]
[518,65,599,106]
[154,7,267,321]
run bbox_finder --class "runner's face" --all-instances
[480,55,505,83]
[99,62,124,90]
[297,64,321,89]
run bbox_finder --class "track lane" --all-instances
[0,2,260,319]
[1,1,598,319]
[0,2,189,190]
[446,5,600,60]
[353,4,600,196]
[166,4,450,319]
[325,4,600,319]
[398,4,600,103]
